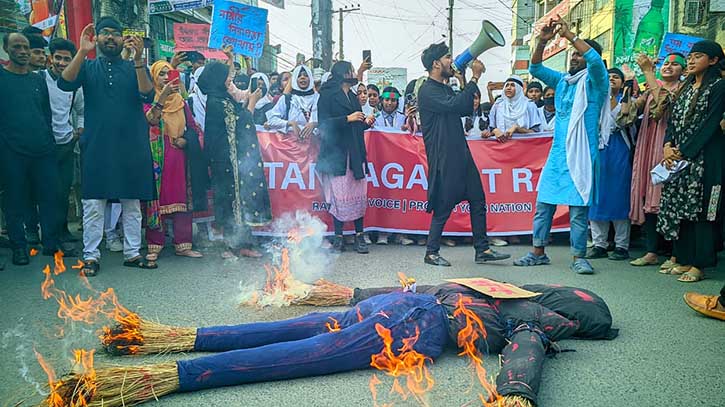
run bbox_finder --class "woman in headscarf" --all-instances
[538,86,556,132]
[586,67,637,262]
[317,60,375,253]
[463,88,489,139]
[624,53,685,268]
[657,40,725,283]
[143,61,207,266]
[198,61,272,259]
[488,76,542,143]
[266,65,319,141]
[248,72,274,125]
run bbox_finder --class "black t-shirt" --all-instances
[0,67,55,156]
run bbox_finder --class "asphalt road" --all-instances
[1,237,723,407]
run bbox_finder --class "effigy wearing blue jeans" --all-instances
[177,292,449,392]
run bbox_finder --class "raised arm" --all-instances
[126,36,153,95]
[60,24,94,90]
[419,60,484,117]
[529,19,564,89]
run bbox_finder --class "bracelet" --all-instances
[153,102,164,109]
[571,35,579,43]
[135,64,145,69]
[470,77,480,83]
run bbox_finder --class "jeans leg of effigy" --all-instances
[178,293,449,392]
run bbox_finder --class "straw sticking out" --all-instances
[290,279,355,306]
[101,318,196,356]
[500,395,535,407]
[41,362,179,407]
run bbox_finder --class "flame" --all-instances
[244,247,312,307]
[369,323,434,406]
[54,251,66,275]
[34,348,63,407]
[325,317,341,333]
[453,294,501,406]
[30,248,39,256]
[398,272,415,288]
[41,265,55,300]
[71,260,84,269]
[70,349,97,405]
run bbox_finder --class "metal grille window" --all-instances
[684,0,705,26]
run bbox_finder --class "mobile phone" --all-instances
[167,69,180,84]
[363,50,371,65]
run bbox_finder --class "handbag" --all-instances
[650,160,689,185]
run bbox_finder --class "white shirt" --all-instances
[538,106,556,132]
[374,110,407,130]
[42,69,84,145]
[266,93,320,132]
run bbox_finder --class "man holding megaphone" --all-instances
[417,43,510,267]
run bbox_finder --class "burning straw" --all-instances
[40,361,179,407]
[101,318,196,356]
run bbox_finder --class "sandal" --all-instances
[80,260,100,277]
[660,259,679,270]
[221,250,237,259]
[659,264,687,275]
[146,252,159,262]
[176,249,203,258]
[239,248,263,258]
[678,268,704,283]
[123,255,158,269]
[630,256,658,266]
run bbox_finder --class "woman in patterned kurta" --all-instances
[198,62,271,259]
[657,41,725,283]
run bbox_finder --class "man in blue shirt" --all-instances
[513,15,608,274]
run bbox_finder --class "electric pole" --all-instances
[448,0,454,53]
[312,0,333,70]
[337,4,360,61]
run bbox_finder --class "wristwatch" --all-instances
[470,76,480,83]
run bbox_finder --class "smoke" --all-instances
[1,324,46,396]
[265,210,333,283]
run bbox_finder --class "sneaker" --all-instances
[331,235,345,253]
[12,247,30,266]
[513,252,551,267]
[354,233,369,254]
[106,239,123,252]
[399,236,415,246]
[586,239,594,248]
[489,238,508,247]
[475,249,511,263]
[364,234,372,245]
[570,258,595,274]
[608,248,630,261]
[424,252,451,267]
[377,233,389,245]
[586,246,608,259]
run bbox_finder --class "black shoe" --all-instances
[60,231,80,243]
[0,236,10,248]
[608,248,630,261]
[332,235,345,253]
[475,249,511,263]
[424,252,451,267]
[42,247,79,257]
[354,233,369,254]
[586,246,608,259]
[12,247,30,266]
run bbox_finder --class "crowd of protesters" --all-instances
[1,15,724,320]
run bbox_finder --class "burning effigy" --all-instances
[40,276,617,407]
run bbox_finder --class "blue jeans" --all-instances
[532,202,588,258]
[177,292,449,392]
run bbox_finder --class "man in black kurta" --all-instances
[58,17,155,274]
[418,43,509,266]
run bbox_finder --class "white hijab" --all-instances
[190,66,207,129]
[248,72,272,110]
[291,65,315,93]
[493,76,530,129]
[289,65,317,116]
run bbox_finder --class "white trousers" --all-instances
[104,202,123,241]
[83,199,141,261]
[590,220,631,250]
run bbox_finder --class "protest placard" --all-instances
[657,32,704,65]
[209,0,268,58]
[149,0,213,15]
[446,278,541,299]
[173,23,227,60]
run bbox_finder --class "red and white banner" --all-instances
[255,130,571,236]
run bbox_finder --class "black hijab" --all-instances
[197,61,231,99]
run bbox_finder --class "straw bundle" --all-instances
[499,395,535,407]
[41,362,179,407]
[289,279,355,306]
[101,318,196,356]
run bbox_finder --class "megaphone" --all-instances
[453,20,506,72]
